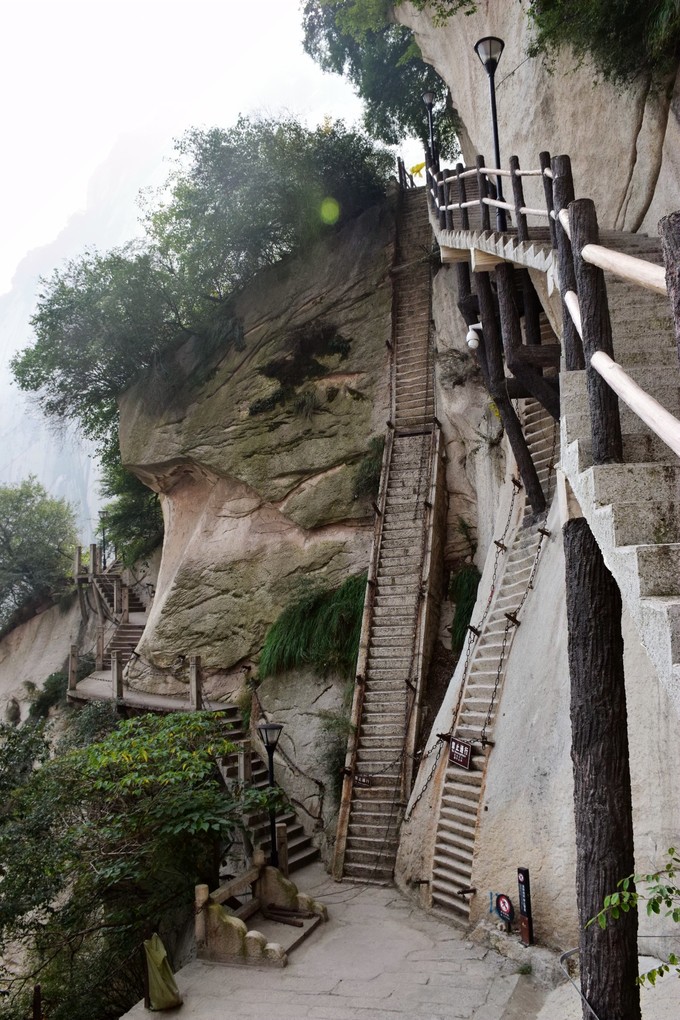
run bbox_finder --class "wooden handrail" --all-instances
[591,351,680,459]
[581,243,667,295]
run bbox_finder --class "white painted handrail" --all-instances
[564,290,583,338]
[591,351,680,459]
[580,243,667,295]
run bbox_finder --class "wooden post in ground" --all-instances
[495,262,560,419]
[275,822,289,878]
[68,644,78,692]
[569,198,623,464]
[476,271,547,514]
[476,155,491,231]
[194,884,209,952]
[113,577,122,615]
[539,151,557,248]
[89,543,98,577]
[563,516,640,1020]
[509,155,528,243]
[238,742,252,784]
[437,168,447,230]
[659,210,680,363]
[96,628,104,671]
[111,650,123,700]
[456,162,469,231]
[74,545,82,578]
[189,655,202,710]
[552,156,585,371]
[121,585,129,623]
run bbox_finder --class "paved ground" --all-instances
[122,863,680,1020]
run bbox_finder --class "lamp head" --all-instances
[257,720,284,751]
[474,36,505,77]
[421,89,435,110]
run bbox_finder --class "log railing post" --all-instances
[74,546,82,578]
[539,150,557,248]
[111,650,123,699]
[563,517,640,1020]
[68,644,78,692]
[659,210,680,364]
[509,155,528,243]
[275,822,289,878]
[437,168,447,230]
[121,585,129,623]
[238,741,252,785]
[570,198,623,463]
[189,655,202,710]
[113,577,122,616]
[195,884,209,953]
[552,155,585,371]
[476,155,490,232]
[456,162,469,231]
[476,272,547,514]
[89,543,98,577]
[96,628,104,671]
[442,169,453,231]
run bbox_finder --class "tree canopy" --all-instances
[302,1,462,157]
[0,477,77,629]
[12,116,393,459]
[0,710,272,1020]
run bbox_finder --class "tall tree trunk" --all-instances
[563,518,640,1020]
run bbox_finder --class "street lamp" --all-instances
[421,89,436,165]
[474,36,507,231]
[257,720,284,867]
[99,510,108,570]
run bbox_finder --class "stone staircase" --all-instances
[337,188,440,883]
[94,567,148,669]
[431,401,558,920]
[560,234,680,715]
[217,705,319,874]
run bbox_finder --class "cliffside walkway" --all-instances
[415,148,680,922]
[333,188,447,883]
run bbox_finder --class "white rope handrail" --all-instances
[581,244,667,296]
[564,290,583,337]
[591,351,680,459]
[519,205,551,219]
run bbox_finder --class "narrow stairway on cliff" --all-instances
[334,187,447,884]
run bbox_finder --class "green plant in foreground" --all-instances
[589,846,680,985]
[449,562,481,655]
[259,573,367,679]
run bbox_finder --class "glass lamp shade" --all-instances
[257,721,284,751]
[421,90,435,109]
[474,36,505,75]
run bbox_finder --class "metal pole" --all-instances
[426,106,435,165]
[266,747,279,867]
[488,72,507,231]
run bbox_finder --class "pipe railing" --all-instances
[425,149,680,465]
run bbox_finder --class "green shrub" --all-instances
[259,573,367,679]
[28,672,68,720]
[449,563,481,655]
[354,436,385,500]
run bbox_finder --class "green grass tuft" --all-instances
[449,564,481,655]
[259,573,366,680]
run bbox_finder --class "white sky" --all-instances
[0,0,372,293]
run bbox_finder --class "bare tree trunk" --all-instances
[563,517,640,1020]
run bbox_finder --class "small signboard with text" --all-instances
[517,867,534,946]
[449,737,473,771]
[354,773,372,788]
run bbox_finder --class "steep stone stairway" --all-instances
[93,565,148,669]
[430,400,558,920]
[335,188,442,883]
[560,234,680,711]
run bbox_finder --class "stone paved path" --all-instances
[122,862,680,1019]
[123,863,534,1020]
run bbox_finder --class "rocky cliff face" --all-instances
[397,1,680,233]
[119,202,396,698]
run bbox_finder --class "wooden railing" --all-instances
[424,149,680,467]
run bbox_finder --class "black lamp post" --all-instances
[421,89,436,166]
[99,510,108,570]
[257,720,284,867]
[474,36,507,231]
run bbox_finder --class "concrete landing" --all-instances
[121,863,680,1019]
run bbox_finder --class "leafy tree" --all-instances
[302,0,462,156]
[0,477,77,628]
[590,846,680,985]
[0,712,273,1020]
[526,0,680,84]
[99,452,164,566]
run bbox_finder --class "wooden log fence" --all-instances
[423,145,680,466]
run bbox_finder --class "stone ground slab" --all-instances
[122,863,680,1020]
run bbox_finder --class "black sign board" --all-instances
[495,893,514,925]
[449,737,473,770]
[517,867,534,946]
[354,773,372,788]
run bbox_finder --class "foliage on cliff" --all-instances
[259,572,367,679]
[302,1,460,156]
[11,116,392,553]
[0,477,77,631]
[0,711,273,1020]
